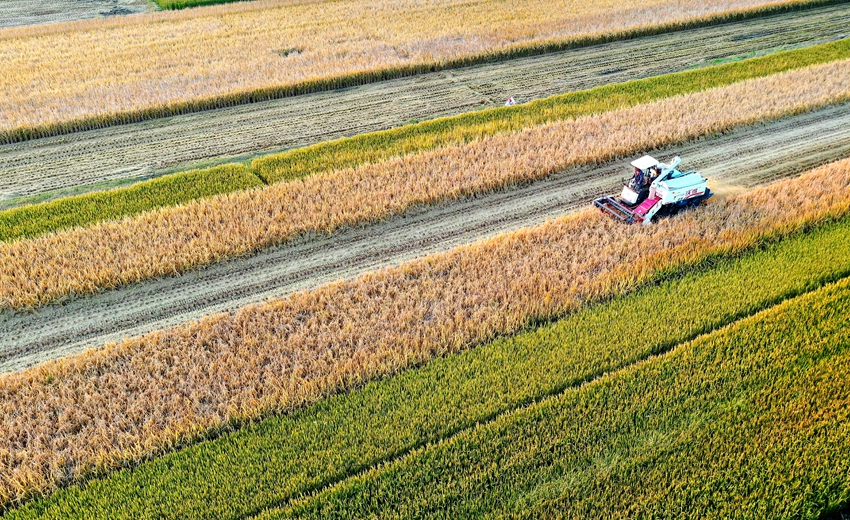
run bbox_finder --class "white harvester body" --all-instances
[594,155,712,225]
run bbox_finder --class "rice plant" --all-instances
[0,157,849,509]
[268,277,850,519]
[2,59,849,309]
[3,38,846,244]
[253,37,850,184]
[0,165,262,243]
[0,0,827,144]
[7,217,850,519]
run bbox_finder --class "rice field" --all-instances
[2,59,849,309]
[271,275,850,519]
[1,158,849,508]
[8,211,850,520]
[2,3,850,516]
[4,3,846,207]
[0,0,824,143]
[0,165,261,243]
[3,37,848,244]
[4,100,849,375]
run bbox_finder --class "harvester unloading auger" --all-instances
[594,155,712,225]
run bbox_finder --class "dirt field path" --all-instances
[0,0,157,30]
[0,4,847,205]
[2,102,848,373]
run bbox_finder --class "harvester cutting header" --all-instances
[594,155,712,225]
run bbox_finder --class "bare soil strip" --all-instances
[1,103,847,373]
[0,0,157,30]
[0,4,847,206]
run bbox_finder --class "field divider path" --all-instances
[1,3,848,204]
[2,102,849,372]
[245,273,850,520]
[0,0,156,30]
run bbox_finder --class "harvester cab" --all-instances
[594,155,712,225]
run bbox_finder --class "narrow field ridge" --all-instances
[0,0,156,30]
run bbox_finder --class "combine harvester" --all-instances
[594,155,712,225]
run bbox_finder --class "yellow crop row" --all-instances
[0,0,813,139]
[2,59,849,309]
[1,157,850,507]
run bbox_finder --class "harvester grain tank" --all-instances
[593,155,712,224]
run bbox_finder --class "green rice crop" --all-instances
[2,38,848,244]
[9,217,850,519]
[0,165,262,243]
[268,257,850,519]
[151,0,238,9]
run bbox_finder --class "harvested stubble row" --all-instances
[11,217,850,519]
[1,157,850,508]
[270,277,850,519]
[2,60,850,309]
[4,36,850,244]
[0,0,827,142]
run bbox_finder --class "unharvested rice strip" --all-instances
[1,156,850,508]
[2,60,850,309]
[0,0,831,143]
[265,278,850,519]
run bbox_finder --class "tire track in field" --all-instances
[0,4,848,205]
[1,103,849,373]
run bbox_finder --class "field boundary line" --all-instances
[2,0,847,146]
[239,258,850,520]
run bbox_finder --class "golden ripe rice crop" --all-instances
[1,157,850,506]
[1,60,849,309]
[0,0,812,139]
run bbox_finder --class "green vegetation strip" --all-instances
[3,38,850,244]
[9,217,850,519]
[152,0,239,8]
[0,165,262,242]
[270,259,850,519]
